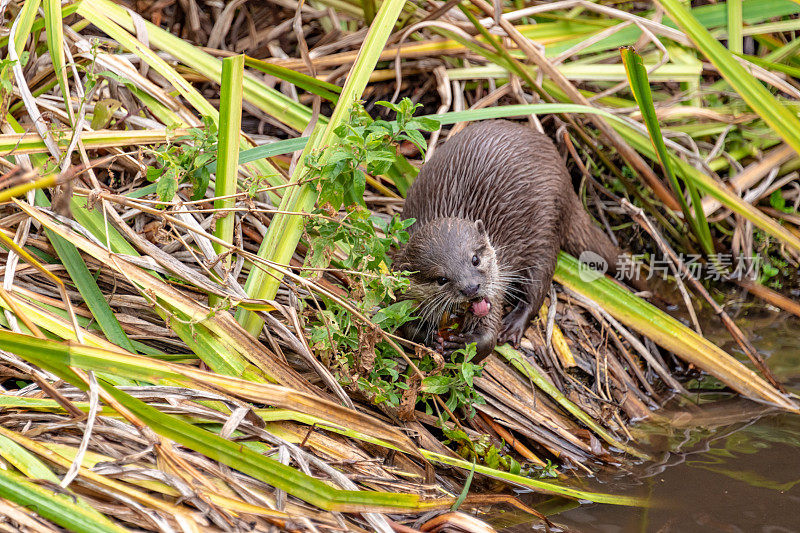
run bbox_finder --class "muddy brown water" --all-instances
[504,309,800,532]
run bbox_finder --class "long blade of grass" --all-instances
[0,469,129,533]
[35,190,137,353]
[763,33,800,63]
[0,228,65,292]
[45,232,137,350]
[554,252,797,411]
[210,54,244,307]
[70,196,142,257]
[0,433,63,482]
[727,0,743,54]
[0,129,187,155]
[9,0,41,57]
[0,172,57,203]
[620,46,713,255]
[738,51,800,79]
[43,0,72,126]
[237,0,409,334]
[421,450,642,506]
[245,57,342,103]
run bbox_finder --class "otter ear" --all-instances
[475,219,486,236]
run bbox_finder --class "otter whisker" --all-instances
[408,290,451,333]
[415,295,445,327]
[416,291,460,330]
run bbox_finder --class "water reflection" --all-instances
[508,311,800,532]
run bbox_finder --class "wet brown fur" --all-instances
[397,120,626,360]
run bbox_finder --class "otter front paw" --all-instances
[436,332,495,361]
[498,307,531,347]
[436,333,470,357]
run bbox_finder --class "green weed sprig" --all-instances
[420,344,486,420]
[302,100,483,417]
[146,116,218,201]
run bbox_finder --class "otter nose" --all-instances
[461,283,480,297]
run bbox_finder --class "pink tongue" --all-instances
[470,298,491,317]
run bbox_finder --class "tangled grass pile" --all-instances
[0,0,799,530]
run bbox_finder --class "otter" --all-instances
[396,120,628,362]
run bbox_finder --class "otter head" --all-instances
[396,218,499,321]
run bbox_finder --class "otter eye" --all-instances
[472,254,480,266]
[436,277,449,285]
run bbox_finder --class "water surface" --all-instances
[512,309,800,532]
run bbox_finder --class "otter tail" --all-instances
[563,193,648,292]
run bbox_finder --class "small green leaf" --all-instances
[399,129,427,154]
[190,167,210,200]
[89,98,122,130]
[156,172,178,201]
[375,100,400,113]
[145,167,163,181]
[421,375,452,394]
[407,116,440,132]
[461,364,475,387]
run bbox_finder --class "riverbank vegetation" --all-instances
[1,0,799,530]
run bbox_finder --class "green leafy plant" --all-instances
[146,116,218,201]
[759,257,787,290]
[305,206,416,405]
[302,99,437,407]
[420,344,486,419]
[302,99,485,420]
[308,98,438,211]
[443,426,557,478]
[309,291,417,407]
[753,229,792,290]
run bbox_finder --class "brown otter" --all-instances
[396,120,628,361]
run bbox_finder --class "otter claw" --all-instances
[498,320,526,347]
[499,304,533,347]
[436,334,470,357]
[497,330,522,347]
